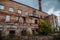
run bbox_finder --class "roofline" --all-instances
[11,0,49,15]
[12,0,39,11]
[39,11,49,15]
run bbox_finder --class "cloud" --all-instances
[42,0,60,12]
[47,8,60,16]
[42,0,60,16]
[13,0,39,9]
[47,7,54,14]
[42,0,60,26]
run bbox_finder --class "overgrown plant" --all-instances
[26,28,33,36]
[38,19,54,35]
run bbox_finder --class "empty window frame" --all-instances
[22,17,26,24]
[0,4,4,10]
[6,15,10,22]
[9,7,14,12]
[18,9,22,14]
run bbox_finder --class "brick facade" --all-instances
[0,0,58,36]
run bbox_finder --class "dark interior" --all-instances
[9,30,15,35]
[21,30,26,35]
[22,17,26,24]
[0,31,2,35]
[35,20,38,24]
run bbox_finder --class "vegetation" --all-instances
[26,28,33,36]
[38,19,54,35]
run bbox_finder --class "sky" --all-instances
[42,0,60,16]
[13,0,60,26]
[42,0,60,26]
[13,0,39,9]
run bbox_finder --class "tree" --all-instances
[38,19,54,35]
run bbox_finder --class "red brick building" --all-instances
[0,0,57,36]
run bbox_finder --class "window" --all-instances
[0,5,4,10]
[9,30,15,35]
[18,9,22,14]
[22,17,26,24]
[35,20,38,24]
[25,11,29,15]
[6,15,10,22]
[9,7,14,12]
[16,17,18,22]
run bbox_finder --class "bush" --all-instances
[26,28,33,36]
[38,19,54,35]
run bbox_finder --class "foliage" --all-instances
[26,28,33,36]
[38,19,54,35]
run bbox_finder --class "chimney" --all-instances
[38,0,42,11]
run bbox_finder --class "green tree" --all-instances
[38,19,54,35]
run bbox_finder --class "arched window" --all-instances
[18,9,22,14]
[9,7,14,12]
[0,4,4,10]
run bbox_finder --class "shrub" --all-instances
[26,28,33,36]
[38,19,54,35]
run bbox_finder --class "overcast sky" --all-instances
[13,0,39,9]
[42,0,60,15]
[13,0,60,26]
[42,0,60,26]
